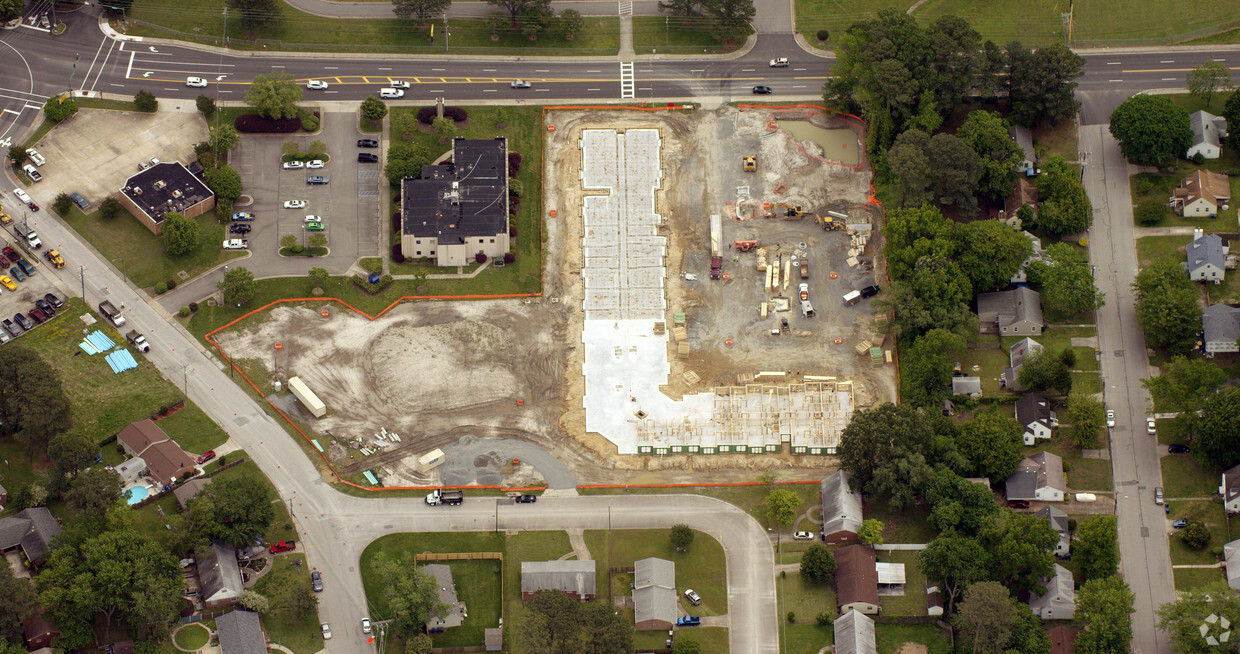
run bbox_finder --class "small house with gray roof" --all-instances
[1185,231,1229,282]
[1221,464,1240,514]
[977,287,1043,336]
[1187,110,1228,160]
[1203,304,1240,354]
[521,560,596,600]
[633,557,676,631]
[1028,564,1075,620]
[0,507,61,566]
[1006,452,1065,502]
[1010,125,1036,175]
[197,542,244,609]
[820,470,863,544]
[1004,337,1043,391]
[216,610,267,654]
[833,609,877,654]
[1039,506,1071,558]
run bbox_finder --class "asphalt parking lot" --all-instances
[231,110,380,276]
[0,235,66,342]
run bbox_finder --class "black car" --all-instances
[2,319,19,336]
[358,152,379,163]
[357,139,379,148]
[515,494,538,503]
[27,308,43,325]
[35,299,53,317]
[752,85,772,94]
[43,292,62,309]
[229,223,252,234]
[14,313,32,331]
[1168,444,1190,454]
[860,284,881,298]
[311,570,323,592]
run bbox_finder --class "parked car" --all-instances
[677,616,701,627]
[3,319,20,336]
[769,57,789,67]
[379,88,404,99]
[12,188,37,211]
[283,200,307,209]
[306,222,325,232]
[44,292,62,309]
[684,589,701,605]
[186,77,207,88]
[1106,410,1115,427]
[307,175,329,185]
[792,531,813,540]
[28,309,43,325]
[510,80,532,89]
[307,160,325,169]
[9,267,24,282]
[283,160,306,170]
[1006,499,1030,509]
[222,239,249,250]
[307,80,329,90]
[1147,418,1157,435]
[752,85,772,94]
[229,223,251,234]
[321,623,331,640]
[361,618,372,634]
[1154,487,1164,505]
[17,260,34,277]
[515,494,538,503]
[0,277,13,292]
[197,450,216,464]
[2,247,18,263]
[1168,444,1190,454]
[357,139,379,148]
[304,215,323,223]
[270,540,296,553]
[1172,519,1188,529]
[35,299,53,317]
[311,570,323,592]
[358,152,378,163]
[25,149,45,166]
[14,313,32,331]
[70,192,89,209]
[231,212,255,221]
[23,164,41,182]
[860,284,881,298]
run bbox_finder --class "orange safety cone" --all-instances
[834,338,843,344]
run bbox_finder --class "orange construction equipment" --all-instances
[730,240,759,252]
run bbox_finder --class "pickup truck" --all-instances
[98,300,126,327]
[710,256,722,280]
[44,250,63,268]
[25,149,45,166]
[222,239,249,250]
[799,283,808,302]
[425,489,463,506]
[126,330,150,353]
[22,164,41,183]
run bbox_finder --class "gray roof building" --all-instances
[1006,452,1066,502]
[118,162,215,234]
[1029,564,1075,620]
[521,560,596,600]
[484,627,502,651]
[1185,232,1229,281]
[1225,539,1240,590]
[1203,304,1240,354]
[174,477,214,511]
[833,608,877,654]
[1222,464,1240,513]
[426,563,466,629]
[1038,506,1071,557]
[1188,110,1228,159]
[633,557,676,630]
[1005,338,1044,390]
[977,287,1043,335]
[1010,125,1036,173]
[198,542,243,607]
[820,470,863,543]
[216,610,266,654]
[0,508,61,564]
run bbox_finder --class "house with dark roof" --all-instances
[1004,337,1043,391]
[521,560,596,600]
[1221,464,1240,514]
[1188,110,1228,160]
[1016,393,1057,446]
[174,477,214,511]
[977,287,1043,336]
[1185,231,1230,283]
[1010,125,1036,175]
[216,610,267,654]
[22,608,58,650]
[116,420,196,486]
[835,545,880,615]
[833,609,877,654]
[400,138,510,267]
[820,470,863,544]
[1203,304,1240,354]
[1039,506,1071,558]
[117,162,215,235]
[197,543,244,609]
[1171,170,1231,217]
[1028,564,1075,620]
[1005,452,1066,502]
[0,507,61,566]
[633,557,676,631]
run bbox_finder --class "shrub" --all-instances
[189,302,199,312]
[1193,152,1206,165]
[291,244,304,253]
[302,115,320,131]
[1183,521,1212,549]
[216,197,233,218]
[392,212,402,231]
[134,90,158,112]
[444,106,468,122]
[44,95,78,122]
[234,114,302,133]
[508,151,522,176]
[166,279,177,290]
[1135,176,1155,195]
[196,95,216,117]
[392,244,406,263]
[417,107,438,125]
[475,251,488,264]
[155,282,168,294]
[786,611,795,623]
[52,193,73,216]
[179,306,191,316]
[816,29,829,41]
[509,225,518,237]
[815,611,832,626]
[99,196,123,220]
[1135,200,1166,226]
[503,252,515,264]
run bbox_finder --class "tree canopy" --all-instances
[392,0,451,22]
[954,408,1024,482]
[1028,242,1104,316]
[883,205,955,281]
[245,71,303,119]
[218,266,258,306]
[1076,576,1135,654]
[886,255,977,341]
[839,402,938,509]
[1187,58,1234,108]
[1065,393,1105,449]
[187,474,274,547]
[160,213,201,256]
[1006,43,1084,128]
[1018,347,1075,396]
[800,543,836,584]
[923,469,998,535]
[1157,581,1240,654]
[1075,515,1119,582]
[954,581,1016,654]
[0,347,72,455]
[952,219,1033,293]
[385,141,431,185]
[979,509,1057,593]
[918,533,992,614]
[901,328,966,409]
[1132,256,1202,354]
[374,555,448,638]
[1192,386,1240,470]
[1142,357,1226,440]
[957,110,1023,202]
[765,488,799,526]
[227,0,281,30]
[518,590,632,653]
[1032,156,1093,235]
[1109,94,1193,166]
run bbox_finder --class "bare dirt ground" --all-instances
[214,106,894,487]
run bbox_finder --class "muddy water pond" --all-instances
[775,120,860,166]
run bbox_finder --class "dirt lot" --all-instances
[213,106,895,486]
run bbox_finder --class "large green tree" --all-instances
[375,555,448,638]
[1076,576,1135,654]
[0,561,37,646]
[218,266,258,306]
[885,255,977,341]
[1033,156,1093,235]
[1018,347,1075,396]
[839,402,937,509]
[1142,357,1227,440]
[1109,94,1193,166]
[800,543,836,584]
[1074,515,1119,582]
[1224,89,1240,149]
[882,205,955,281]
[927,132,983,217]
[1028,242,1104,316]
[1157,580,1240,654]
[486,0,550,21]
[385,141,431,185]
[392,0,451,22]
[1006,43,1085,128]
[205,165,244,202]
[0,347,72,454]
[923,470,998,535]
[64,468,123,534]
[954,409,1024,482]
[519,590,630,654]
[1132,256,1203,354]
[958,110,1023,202]
[187,474,274,547]
[887,129,934,207]
[245,71,303,119]
[1187,58,1234,109]
[1065,393,1105,449]
[0,0,24,21]
[900,328,966,411]
[953,219,1033,293]
[700,0,755,40]
[160,213,201,256]
[979,509,1058,593]
[1193,387,1240,470]
[765,488,799,526]
[361,97,388,123]
[919,533,992,615]
[954,581,1016,654]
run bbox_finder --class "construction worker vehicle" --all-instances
[730,240,759,252]
[772,202,804,219]
[743,156,756,172]
[44,250,64,268]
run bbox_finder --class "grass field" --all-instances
[584,528,728,616]
[1162,455,1222,499]
[173,623,209,650]
[59,203,246,290]
[127,0,619,54]
[1175,566,1225,590]
[251,552,322,654]
[635,626,729,652]
[430,559,504,647]
[632,16,745,53]
[1167,499,1228,565]
[579,482,824,534]
[875,550,928,616]
[1029,434,1114,492]
[779,570,834,653]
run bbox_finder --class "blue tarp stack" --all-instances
[104,349,137,374]
[80,331,116,355]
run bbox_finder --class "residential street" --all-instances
[1081,122,1174,654]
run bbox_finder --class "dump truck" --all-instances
[125,330,150,353]
[14,224,41,249]
[44,249,63,268]
[425,489,463,506]
[709,214,722,280]
[98,300,126,327]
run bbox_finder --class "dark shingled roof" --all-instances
[402,138,508,242]
[0,508,61,563]
[120,162,213,226]
[835,545,878,610]
[216,610,266,654]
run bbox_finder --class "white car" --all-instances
[769,57,789,67]
[321,623,331,640]
[25,149,45,166]
[186,77,207,88]
[283,161,306,170]
[222,239,249,250]
[13,189,32,204]
[511,80,532,89]
[307,80,329,90]
[1147,418,1157,435]
[1106,410,1115,427]
[283,200,307,209]
[304,215,323,223]
[389,80,410,89]
[793,531,813,540]
[361,618,372,634]
[307,160,324,169]
[379,88,404,99]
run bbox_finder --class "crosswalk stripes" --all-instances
[618,1,633,15]
[619,62,635,99]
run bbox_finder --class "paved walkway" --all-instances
[566,528,592,560]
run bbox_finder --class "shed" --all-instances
[287,376,327,418]
[952,376,982,398]
[484,627,502,651]
[875,562,906,595]
[417,448,445,473]
[115,457,147,485]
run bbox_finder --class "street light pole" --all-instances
[182,363,190,397]
[67,53,79,98]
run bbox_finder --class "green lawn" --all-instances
[429,559,504,648]
[1175,566,1225,591]
[955,346,1010,397]
[1137,235,1190,268]
[584,528,728,616]
[1157,417,1189,444]
[1167,500,1227,565]
[874,550,927,617]
[1162,455,1222,499]
[1001,326,1100,372]
[127,0,619,54]
[578,482,823,535]
[632,16,746,53]
[250,553,322,654]
[1030,435,1113,492]
[59,203,245,290]
[863,498,938,544]
[1130,135,1240,231]
[173,623,210,650]
[876,622,951,654]
[780,570,835,626]
[636,626,728,652]
[153,404,229,455]
[1033,119,1080,164]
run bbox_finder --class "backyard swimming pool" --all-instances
[125,485,150,505]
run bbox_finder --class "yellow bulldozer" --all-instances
[772,202,804,219]
[743,155,756,172]
[816,214,845,231]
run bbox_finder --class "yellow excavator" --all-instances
[771,202,804,219]
[743,155,756,172]
[816,214,845,231]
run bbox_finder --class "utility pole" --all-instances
[78,265,85,302]
[67,53,79,99]
[182,363,190,397]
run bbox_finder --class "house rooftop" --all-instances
[633,557,677,626]
[977,287,1043,330]
[1186,232,1229,275]
[520,560,596,598]
[120,162,213,226]
[835,545,878,609]
[216,610,266,654]
[1203,304,1240,350]
[1006,451,1065,500]
[1016,393,1053,426]
[0,508,61,563]
[820,470,863,536]
[1173,169,1231,207]
[1190,110,1227,150]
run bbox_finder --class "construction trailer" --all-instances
[287,376,327,418]
[710,213,722,279]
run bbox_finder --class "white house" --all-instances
[1187,110,1228,160]
[1171,170,1230,217]
[1015,393,1057,445]
[1028,564,1076,620]
[1039,506,1071,558]
[1222,464,1240,514]
[1005,452,1066,502]
[1185,230,1229,283]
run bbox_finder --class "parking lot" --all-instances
[230,110,382,276]
[0,233,67,342]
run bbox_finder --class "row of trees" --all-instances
[1143,356,1240,469]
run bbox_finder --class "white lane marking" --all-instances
[431,68,445,71]
[483,89,497,92]
[430,89,444,92]
[793,68,807,71]
[1107,61,1120,65]
[1160,60,1174,63]
[793,85,806,88]
[125,51,135,79]
[535,89,549,92]
[587,88,600,91]
[741,68,755,71]
[271,65,284,68]
[109,83,125,87]
[325,66,338,69]
[587,69,601,73]
[2,109,18,115]
[536,69,550,72]
[325,90,338,94]
[1162,77,1177,81]
[638,87,652,90]
[484,69,496,72]
[378,67,392,70]
[1109,79,1123,82]
[690,69,704,72]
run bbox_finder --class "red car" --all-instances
[270,540,296,553]
[1006,499,1030,509]
[196,450,216,464]
[2,247,18,263]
